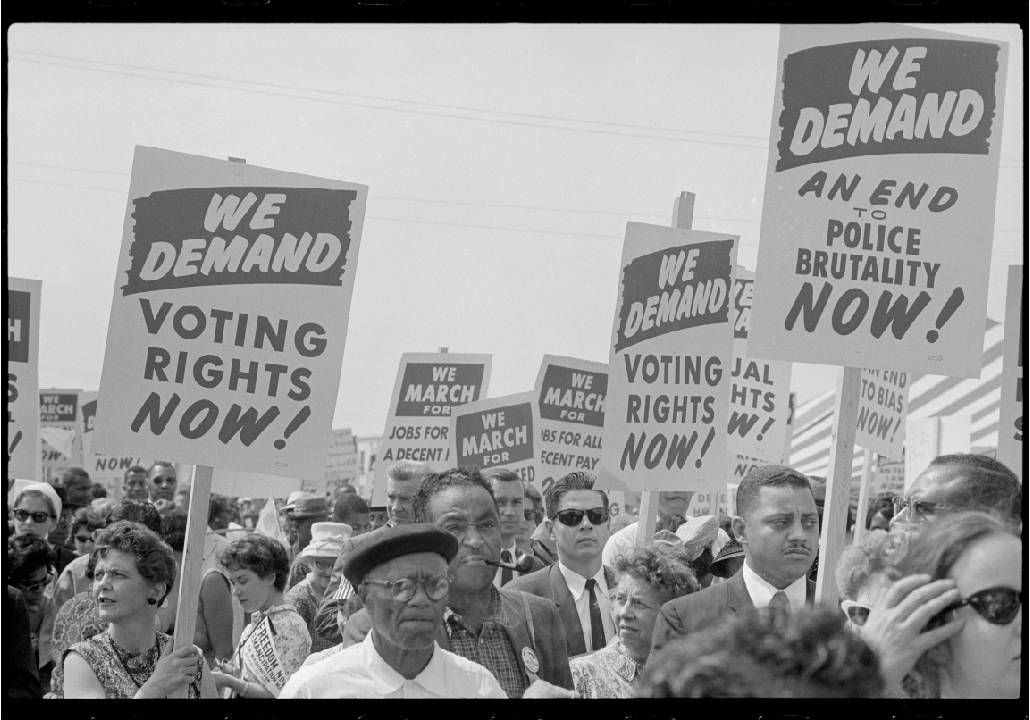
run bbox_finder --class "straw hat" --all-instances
[674,514,720,561]
[298,522,353,560]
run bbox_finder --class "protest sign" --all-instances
[534,355,607,484]
[94,146,367,482]
[451,391,537,486]
[598,221,737,495]
[39,388,82,481]
[854,369,909,460]
[79,391,150,495]
[996,265,1023,480]
[325,427,360,489]
[748,25,1008,378]
[372,352,491,501]
[237,615,291,695]
[904,414,971,490]
[209,468,304,498]
[7,278,41,480]
[729,269,793,461]
[874,457,905,496]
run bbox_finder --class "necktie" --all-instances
[585,578,606,651]
[500,550,514,586]
[769,590,791,616]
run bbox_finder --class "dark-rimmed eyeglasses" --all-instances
[891,496,955,521]
[948,586,1022,626]
[555,507,609,527]
[363,574,450,602]
[13,509,55,524]
[74,534,94,544]
[17,570,54,593]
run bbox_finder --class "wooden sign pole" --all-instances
[852,446,874,544]
[634,191,695,548]
[814,367,862,603]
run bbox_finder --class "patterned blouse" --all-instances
[231,604,310,696]
[570,637,642,699]
[66,629,204,699]
[285,578,335,653]
[48,590,107,697]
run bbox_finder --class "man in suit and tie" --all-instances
[483,468,545,587]
[649,465,820,658]
[506,471,615,658]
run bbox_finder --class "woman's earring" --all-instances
[147,597,158,605]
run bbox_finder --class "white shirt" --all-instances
[492,541,520,589]
[278,632,506,699]
[557,561,615,654]
[741,560,807,613]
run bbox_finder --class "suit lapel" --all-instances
[725,571,752,612]
[549,565,586,657]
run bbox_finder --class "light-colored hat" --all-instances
[674,514,720,561]
[284,490,312,508]
[298,522,353,560]
[15,481,63,519]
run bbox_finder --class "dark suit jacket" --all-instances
[504,563,616,658]
[339,587,573,693]
[649,570,817,661]
[5,586,42,699]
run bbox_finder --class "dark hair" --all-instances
[735,465,812,520]
[386,460,431,484]
[208,494,233,524]
[614,546,699,603]
[925,454,1022,525]
[93,520,177,604]
[412,467,495,523]
[834,529,898,601]
[866,491,897,529]
[124,465,148,479]
[109,500,163,533]
[90,483,108,499]
[482,468,523,487]
[544,471,608,519]
[161,508,189,552]
[639,606,884,698]
[70,507,107,538]
[62,467,91,486]
[148,461,176,477]
[333,493,370,521]
[7,533,56,584]
[221,533,291,591]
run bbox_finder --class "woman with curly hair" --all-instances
[570,544,699,698]
[62,520,217,698]
[7,533,58,691]
[210,533,310,698]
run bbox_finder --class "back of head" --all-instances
[412,466,493,523]
[7,533,56,581]
[926,454,1021,526]
[639,605,883,698]
[162,508,189,552]
[735,465,812,520]
[544,471,608,518]
[333,492,370,522]
[834,529,897,601]
[109,499,163,533]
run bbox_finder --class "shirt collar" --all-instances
[363,631,445,696]
[558,561,607,601]
[741,561,807,611]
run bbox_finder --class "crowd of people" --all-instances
[4,452,1022,700]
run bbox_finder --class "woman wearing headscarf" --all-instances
[11,482,77,575]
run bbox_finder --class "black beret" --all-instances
[343,523,458,587]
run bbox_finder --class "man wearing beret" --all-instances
[279,523,505,698]
[649,465,820,659]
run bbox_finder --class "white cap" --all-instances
[16,481,63,519]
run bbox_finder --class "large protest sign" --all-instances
[325,427,359,488]
[729,269,793,461]
[79,391,150,496]
[996,265,1023,480]
[94,147,367,482]
[598,221,737,494]
[534,355,607,485]
[748,25,1008,378]
[372,352,491,501]
[7,277,41,480]
[854,369,909,460]
[452,391,537,486]
[39,388,83,481]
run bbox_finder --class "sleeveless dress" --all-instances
[65,629,203,699]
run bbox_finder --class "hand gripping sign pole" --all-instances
[634,191,695,549]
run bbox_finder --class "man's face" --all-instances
[734,485,819,589]
[891,464,969,531]
[148,465,177,503]
[386,477,419,525]
[490,479,524,545]
[64,477,93,508]
[364,551,449,651]
[549,489,610,568]
[123,472,149,501]
[341,511,371,535]
[429,485,501,594]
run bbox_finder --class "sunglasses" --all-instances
[18,570,55,593]
[840,599,871,627]
[947,586,1022,626]
[74,534,95,544]
[555,507,609,527]
[891,496,955,520]
[363,574,450,603]
[13,509,56,524]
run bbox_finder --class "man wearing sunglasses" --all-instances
[650,465,820,657]
[279,523,506,698]
[147,461,178,515]
[506,471,615,659]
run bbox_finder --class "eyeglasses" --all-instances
[949,586,1022,626]
[363,574,450,603]
[555,507,609,527]
[17,570,54,593]
[840,599,871,627]
[13,509,55,524]
[891,496,955,521]
[74,534,94,544]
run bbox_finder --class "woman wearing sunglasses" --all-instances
[893,512,1021,698]
[210,533,310,698]
[11,482,78,576]
[7,533,58,691]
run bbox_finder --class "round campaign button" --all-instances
[522,647,540,674]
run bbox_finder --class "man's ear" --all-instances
[731,515,748,546]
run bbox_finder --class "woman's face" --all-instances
[306,557,334,595]
[13,493,57,539]
[613,573,665,664]
[73,525,96,556]
[229,567,278,614]
[93,548,163,623]
[15,564,53,609]
[943,532,1021,699]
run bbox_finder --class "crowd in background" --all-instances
[5,452,1022,700]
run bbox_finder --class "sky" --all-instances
[7,23,1024,440]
